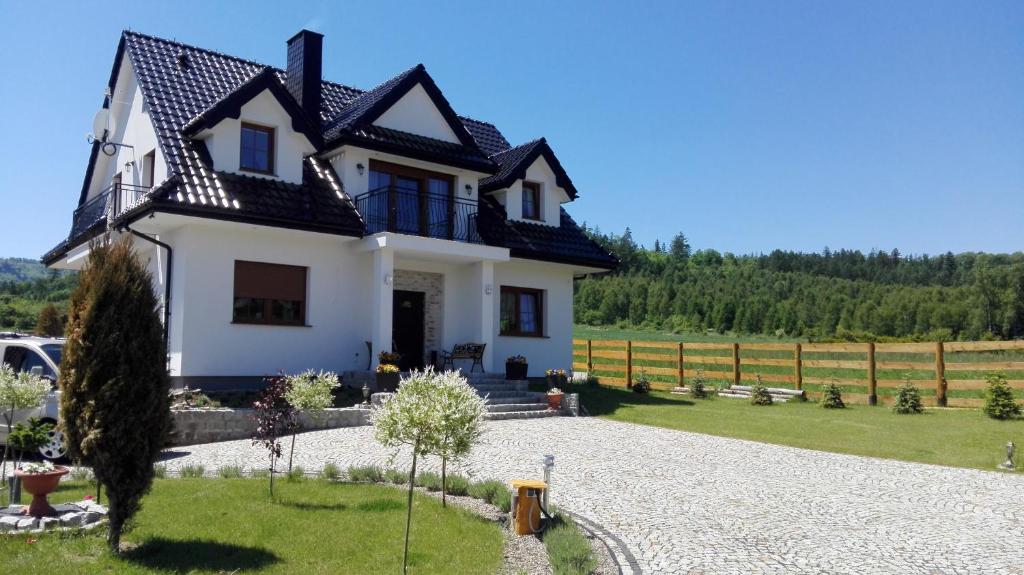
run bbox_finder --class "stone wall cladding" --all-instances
[170,407,370,446]
[393,270,444,363]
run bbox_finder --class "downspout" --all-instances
[123,224,173,350]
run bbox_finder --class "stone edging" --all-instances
[170,406,371,446]
[0,500,109,535]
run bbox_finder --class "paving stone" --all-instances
[160,418,1024,574]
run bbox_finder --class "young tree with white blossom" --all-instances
[423,371,486,507]
[283,369,340,472]
[0,363,51,500]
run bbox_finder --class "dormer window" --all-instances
[522,181,541,220]
[240,122,275,174]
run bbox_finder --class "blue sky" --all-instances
[1,0,1021,259]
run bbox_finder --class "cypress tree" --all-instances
[60,236,170,553]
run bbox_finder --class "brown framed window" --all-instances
[521,181,541,220]
[232,260,307,326]
[240,123,275,174]
[500,286,543,336]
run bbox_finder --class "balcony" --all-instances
[69,183,150,240]
[354,186,482,243]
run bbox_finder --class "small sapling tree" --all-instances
[983,372,1021,420]
[372,369,440,575]
[690,368,708,399]
[892,373,924,414]
[60,237,171,552]
[252,374,295,497]
[423,370,486,507]
[283,369,340,472]
[750,374,773,406]
[821,378,845,409]
[0,364,51,502]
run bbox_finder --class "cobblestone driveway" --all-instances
[161,418,1024,574]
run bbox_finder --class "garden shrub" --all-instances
[416,471,443,491]
[491,487,512,513]
[320,462,341,481]
[251,469,270,480]
[467,479,504,502]
[348,465,384,483]
[217,465,243,479]
[632,370,651,394]
[445,474,470,496]
[544,515,597,575]
[820,379,845,409]
[286,466,306,481]
[70,466,94,482]
[893,375,924,414]
[983,372,1022,420]
[60,237,172,552]
[385,468,408,484]
[284,369,340,472]
[750,375,773,406]
[179,464,205,478]
[690,369,708,399]
[152,465,166,479]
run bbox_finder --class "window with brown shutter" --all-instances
[232,260,307,326]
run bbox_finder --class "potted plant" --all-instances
[545,368,569,392]
[546,387,564,410]
[376,363,401,393]
[505,355,528,380]
[14,461,69,517]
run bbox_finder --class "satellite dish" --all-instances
[92,108,110,140]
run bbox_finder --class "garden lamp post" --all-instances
[998,441,1015,471]
[542,454,554,509]
[362,383,371,405]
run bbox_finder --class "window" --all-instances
[500,286,543,337]
[368,160,456,238]
[232,260,307,326]
[2,346,57,381]
[142,150,156,188]
[240,123,275,174]
[521,181,541,220]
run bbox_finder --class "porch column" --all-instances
[371,247,394,369]
[476,261,495,372]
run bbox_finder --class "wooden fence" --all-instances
[572,338,1024,407]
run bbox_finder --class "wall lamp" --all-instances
[356,163,365,176]
[464,184,473,197]
[384,273,393,286]
[484,284,493,295]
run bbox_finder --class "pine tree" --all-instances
[60,236,170,552]
[34,303,63,337]
[820,378,845,409]
[892,374,923,414]
[750,375,773,406]
[983,372,1021,420]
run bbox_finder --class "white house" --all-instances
[44,30,617,390]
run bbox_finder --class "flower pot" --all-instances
[15,465,69,517]
[546,393,563,410]
[376,372,400,393]
[505,362,528,380]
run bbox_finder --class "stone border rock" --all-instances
[170,405,371,446]
[0,500,108,534]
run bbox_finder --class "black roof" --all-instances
[47,30,614,270]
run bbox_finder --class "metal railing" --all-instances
[354,185,482,243]
[69,183,150,240]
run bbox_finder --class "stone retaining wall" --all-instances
[170,406,371,446]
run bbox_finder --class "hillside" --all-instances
[0,258,77,332]
[575,229,1024,341]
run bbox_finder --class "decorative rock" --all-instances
[0,516,19,531]
[39,517,60,530]
[59,512,85,527]
[15,517,37,530]
[81,511,102,524]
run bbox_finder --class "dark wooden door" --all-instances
[392,290,425,371]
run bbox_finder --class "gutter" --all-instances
[122,225,173,348]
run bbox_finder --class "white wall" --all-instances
[372,83,460,143]
[492,259,575,376]
[199,89,317,185]
[500,156,571,227]
[86,58,166,202]
[170,220,372,377]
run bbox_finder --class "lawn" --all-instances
[0,478,504,574]
[578,384,1024,472]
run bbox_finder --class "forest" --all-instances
[0,258,77,333]
[575,228,1024,341]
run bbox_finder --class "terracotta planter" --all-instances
[546,374,568,391]
[505,362,528,380]
[15,465,69,517]
[376,372,400,393]
[546,393,563,410]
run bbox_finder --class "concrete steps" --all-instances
[467,378,561,420]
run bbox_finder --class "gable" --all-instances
[372,83,461,143]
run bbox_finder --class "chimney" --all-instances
[286,30,323,122]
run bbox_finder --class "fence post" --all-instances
[935,341,947,407]
[793,343,802,390]
[732,343,741,387]
[867,342,877,406]
[677,342,685,387]
[586,339,593,372]
[626,340,633,388]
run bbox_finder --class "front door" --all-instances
[392,290,425,371]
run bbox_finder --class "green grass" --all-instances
[579,384,1024,473]
[0,479,504,574]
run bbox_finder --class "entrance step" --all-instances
[485,402,550,413]
[485,409,561,421]
[483,394,546,405]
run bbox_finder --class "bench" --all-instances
[440,343,486,373]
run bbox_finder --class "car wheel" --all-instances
[38,421,67,460]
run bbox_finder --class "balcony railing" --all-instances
[69,183,150,240]
[354,186,482,243]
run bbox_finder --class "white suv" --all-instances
[0,333,66,459]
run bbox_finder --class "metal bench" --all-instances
[440,343,486,373]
